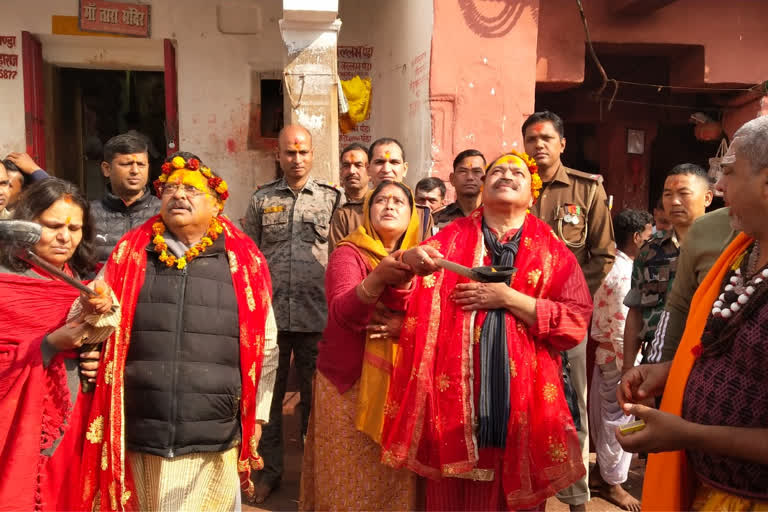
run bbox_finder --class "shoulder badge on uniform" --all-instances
[566,168,604,184]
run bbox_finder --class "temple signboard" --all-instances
[79,0,150,37]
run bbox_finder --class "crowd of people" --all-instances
[0,110,766,512]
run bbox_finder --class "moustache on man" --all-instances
[493,178,520,190]
[168,200,192,211]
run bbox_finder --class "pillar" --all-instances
[280,0,341,183]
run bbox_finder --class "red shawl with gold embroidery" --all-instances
[381,209,590,509]
[0,272,83,511]
[80,215,271,511]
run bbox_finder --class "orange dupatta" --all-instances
[337,188,420,443]
[642,232,752,511]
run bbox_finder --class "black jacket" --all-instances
[124,235,242,458]
[90,185,161,262]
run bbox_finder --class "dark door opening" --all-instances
[649,124,725,211]
[47,68,166,200]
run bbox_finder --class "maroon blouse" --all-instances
[317,245,411,394]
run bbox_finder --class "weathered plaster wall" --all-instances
[0,0,285,219]
[428,0,540,184]
[338,0,433,188]
[537,0,768,87]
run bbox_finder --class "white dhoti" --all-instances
[588,362,634,486]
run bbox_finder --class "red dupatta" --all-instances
[80,215,272,511]
[0,272,82,511]
[381,209,587,509]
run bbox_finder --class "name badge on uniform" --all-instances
[263,205,285,214]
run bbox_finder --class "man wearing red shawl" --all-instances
[382,151,592,510]
[80,153,278,511]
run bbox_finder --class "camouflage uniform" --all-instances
[243,176,342,490]
[623,229,680,364]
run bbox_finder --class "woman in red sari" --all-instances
[301,180,422,510]
[0,178,113,511]
[382,151,592,510]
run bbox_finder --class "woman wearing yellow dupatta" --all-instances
[300,180,422,511]
[617,118,768,511]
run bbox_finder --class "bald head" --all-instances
[276,124,314,188]
[278,125,312,149]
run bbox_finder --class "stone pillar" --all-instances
[280,1,341,183]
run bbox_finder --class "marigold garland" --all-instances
[155,155,230,203]
[152,217,224,269]
[488,149,543,203]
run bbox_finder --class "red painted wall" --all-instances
[429,0,540,189]
[536,0,768,87]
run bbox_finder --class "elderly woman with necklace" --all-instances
[382,151,593,511]
[301,180,422,511]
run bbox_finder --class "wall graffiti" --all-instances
[0,37,18,80]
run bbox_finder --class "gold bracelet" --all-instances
[359,278,379,300]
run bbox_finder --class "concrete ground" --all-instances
[246,365,644,512]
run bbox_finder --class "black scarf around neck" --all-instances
[477,218,523,448]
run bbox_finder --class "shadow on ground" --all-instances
[245,362,645,512]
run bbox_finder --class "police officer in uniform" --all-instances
[243,125,342,503]
[524,111,615,511]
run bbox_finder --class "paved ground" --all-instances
[246,365,644,512]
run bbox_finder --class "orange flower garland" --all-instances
[154,155,230,203]
[487,149,543,203]
[152,217,224,269]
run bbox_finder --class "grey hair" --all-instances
[733,115,768,173]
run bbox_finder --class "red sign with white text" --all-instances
[79,0,150,37]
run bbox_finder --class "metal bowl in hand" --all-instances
[435,258,516,283]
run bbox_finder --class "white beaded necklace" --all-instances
[712,242,763,320]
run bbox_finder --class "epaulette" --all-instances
[253,179,280,193]
[566,168,604,184]
[316,180,343,193]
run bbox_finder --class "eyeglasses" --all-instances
[162,183,206,197]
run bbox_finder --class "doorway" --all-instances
[46,68,166,201]
[649,123,725,211]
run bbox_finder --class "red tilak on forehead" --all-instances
[531,123,546,135]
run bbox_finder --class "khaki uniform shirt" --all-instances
[529,163,615,295]
[243,177,342,332]
[433,202,467,231]
[659,207,737,361]
[328,201,434,252]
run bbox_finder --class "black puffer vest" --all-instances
[90,185,161,263]
[124,235,241,458]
